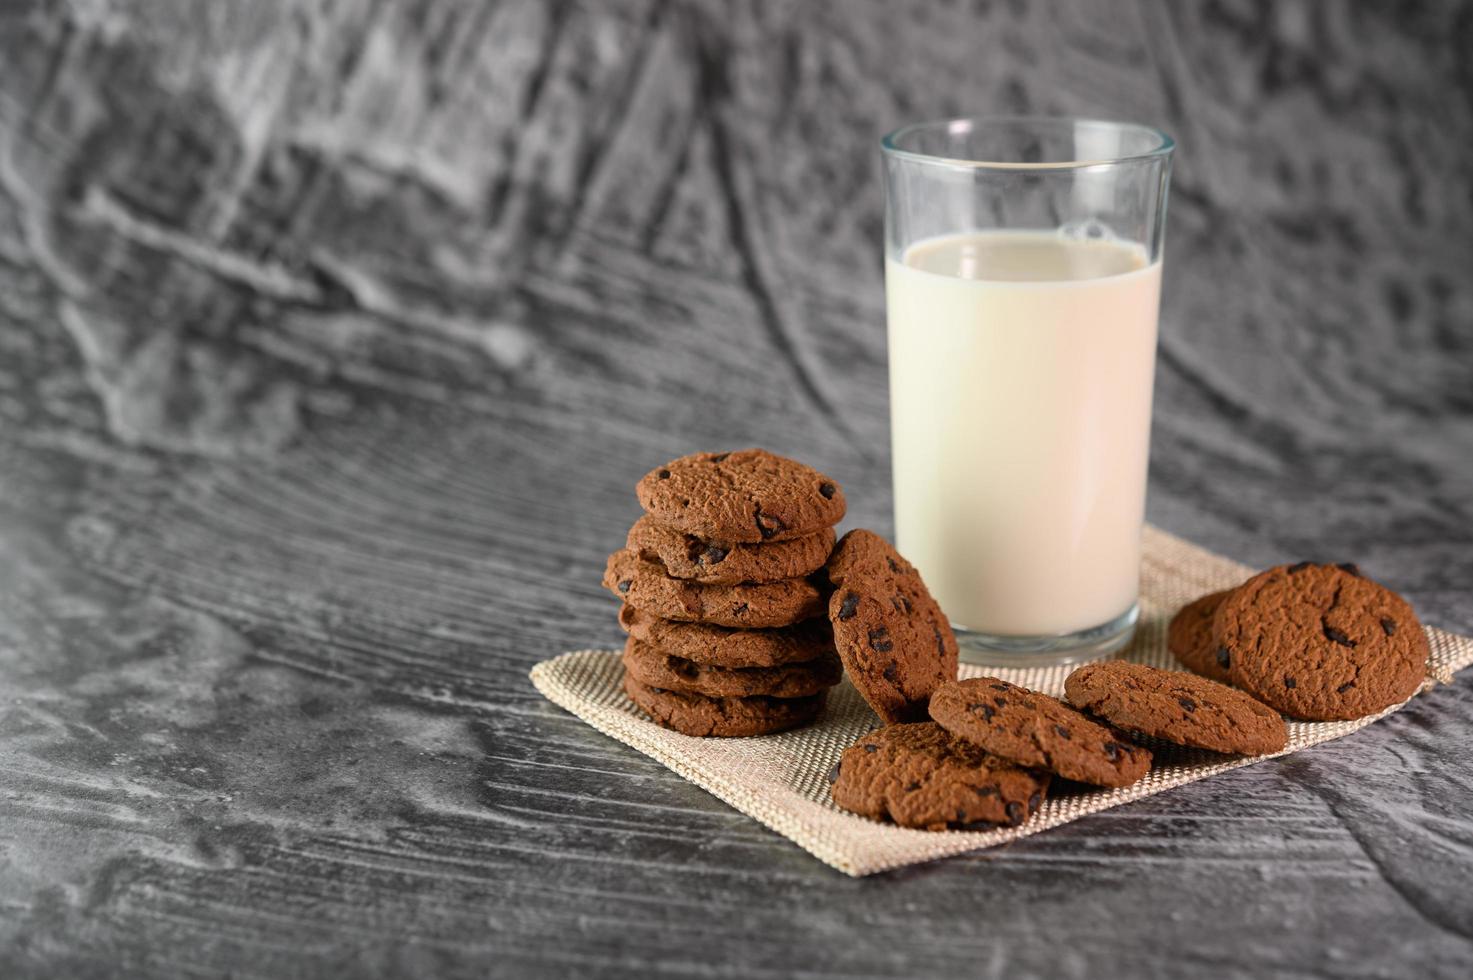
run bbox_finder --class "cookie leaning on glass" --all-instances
[604,450,847,737]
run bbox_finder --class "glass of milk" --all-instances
[881,117,1174,664]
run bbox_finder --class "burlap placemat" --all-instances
[531,525,1473,876]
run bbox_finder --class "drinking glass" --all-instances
[881,117,1174,664]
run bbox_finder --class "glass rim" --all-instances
[880,115,1175,172]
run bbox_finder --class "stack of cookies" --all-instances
[1167,561,1428,721]
[602,449,849,737]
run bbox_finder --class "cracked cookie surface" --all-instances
[1168,589,1235,683]
[625,513,835,584]
[1212,562,1427,721]
[929,677,1151,787]
[635,449,845,543]
[1065,660,1287,756]
[622,673,826,737]
[618,605,833,667]
[603,548,823,628]
[622,636,840,699]
[829,722,1049,831]
[825,530,958,724]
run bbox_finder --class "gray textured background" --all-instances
[2,1,1472,977]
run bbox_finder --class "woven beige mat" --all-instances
[531,525,1473,876]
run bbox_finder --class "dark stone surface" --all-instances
[1,1,1471,976]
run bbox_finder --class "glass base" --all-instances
[953,603,1139,668]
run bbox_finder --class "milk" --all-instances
[886,231,1161,637]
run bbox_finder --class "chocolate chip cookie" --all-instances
[825,530,958,724]
[625,513,835,585]
[829,722,1050,831]
[1214,562,1428,721]
[623,673,825,737]
[1065,661,1288,756]
[635,449,846,544]
[604,548,824,628]
[622,637,840,699]
[929,677,1151,787]
[1168,589,1235,683]
[618,605,834,668]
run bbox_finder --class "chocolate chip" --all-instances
[1216,646,1231,669]
[1103,742,1121,761]
[1288,561,1314,573]
[701,545,728,565]
[933,625,946,656]
[980,704,995,721]
[617,579,631,593]
[837,592,860,620]
[819,482,836,499]
[882,660,899,682]
[1323,624,1356,647]
[993,696,1007,707]
[657,469,670,479]
[1336,681,1356,693]
[1006,802,1025,825]
[1178,696,1197,713]
[862,743,878,753]
[974,786,998,798]
[1284,675,1297,689]
[990,683,1010,691]
[955,809,967,823]
[1028,792,1041,813]
[732,602,749,616]
[710,453,729,463]
[886,557,901,574]
[1337,562,1361,577]
[868,627,894,653]
[905,781,920,792]
[1380,617,1397,636]
[827,761,842,784]
[1054,724,1071,739]
[891,597,906,613]
[754,507,785,539]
